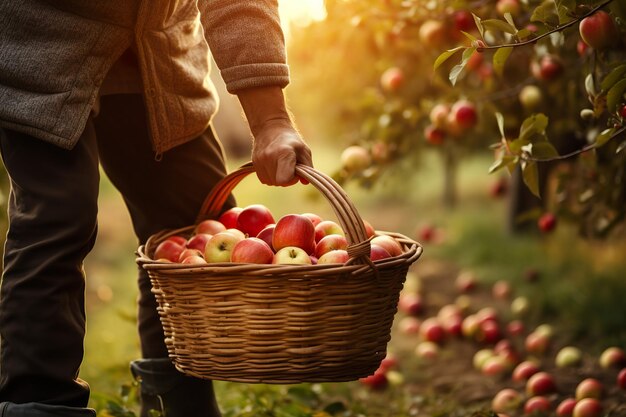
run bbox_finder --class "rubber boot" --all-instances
[130,359,221,417]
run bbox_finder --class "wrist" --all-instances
[237,86,293,136]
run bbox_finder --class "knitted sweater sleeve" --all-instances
[200,0,290,93]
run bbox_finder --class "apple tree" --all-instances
[287,0,626,237]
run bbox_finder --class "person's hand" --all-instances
[251,119,312,186]
[237,86,313,186]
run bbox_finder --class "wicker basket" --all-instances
[136,163,422,384]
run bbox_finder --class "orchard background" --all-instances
[1,0,626,416]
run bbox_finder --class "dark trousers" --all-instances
[0,95,232,410]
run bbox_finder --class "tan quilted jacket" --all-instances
[0,0,289,154]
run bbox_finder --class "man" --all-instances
[0,1,312,416]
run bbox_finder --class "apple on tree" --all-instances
[579,10,618,50]
[380,67,405,93]
[340,145,371,172]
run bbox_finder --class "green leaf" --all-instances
[531,1,559,26]
[472,13,484,38]
[496,112,505,138]
[482,19,518,34]
[616,140,626,154]
[449,47,476,86]
[509,137,530,154]
[493,47,513,77]
[522,160,540,197]
[556,0,576,24]
[504,13,518,31]
[595,127,616,147]
[600,64,626,92]
[434,47,464,70]
[489,155,518,173]
[606,78,626,113]
[529,142,559,159]
[519,113,549,142]
[585,73,596,98]
[461,31,478,43]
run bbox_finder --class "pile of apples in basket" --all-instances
[151,204,403,265]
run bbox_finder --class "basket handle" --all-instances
[196,162,373,265]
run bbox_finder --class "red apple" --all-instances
[272,246,312,265]
[371,235,403,257]
[419,20,447,47]
[456,271,478,293]
[256,224,276,251]
[341,145,371,172]
[526,372,557,396]
[555,346,583,368]
[481,355,509,377]
[359,372,388,390]
[473,349,495,370]
[165,235,188,247]
[420,318,445,344]
[512,360,541,382]
[398,293,423,316]
[231,237,274,264]
[525,331,550,355]
[417,224,437,242]
[424,125,446,145]
[362,219,376,238]
[273,214,316,254]
[531,56,563,82]
[476,307,498,324]
[478,320,502,344]
[507,320,525,337]
[490,177,509,198]
[154,240,185,262]
[453,10,475,32]
[450,100,478,131]
[441,314,463,337]
[579,11,618,50]
[496,0,520,16]
[380,67,405,93]
[556,398,577,417]
[524,396,551,415]
[204,232,243,263]
[538,212,557,233]
[415,341,439,359]
[573,398,602,417]
[575,378,603,400]
[491,388,523,413]
[370,244,391,261]
[315,234,348,258]
[492,280,512,299]
[379,353,398,372]
[314,220,345,243]
[429,103,450,128]
[617,368,626,390]
[317,249,349,264]
[237,204,275,237]
[177,248,203,262]
[399,316,421,335]
[301,212,322,227]
[186,233,213,252]
[218,207,243,229]
[180,255,207,265]
[577,40,589,56]
[195,219,226,235]
[437,304,462,321]
[599,346,626,369]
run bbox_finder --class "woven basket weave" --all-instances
[136,163,422,384]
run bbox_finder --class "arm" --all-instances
[200,0,312,185]
[237,86,312,186]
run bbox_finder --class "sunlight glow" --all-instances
[279,0,327,36]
